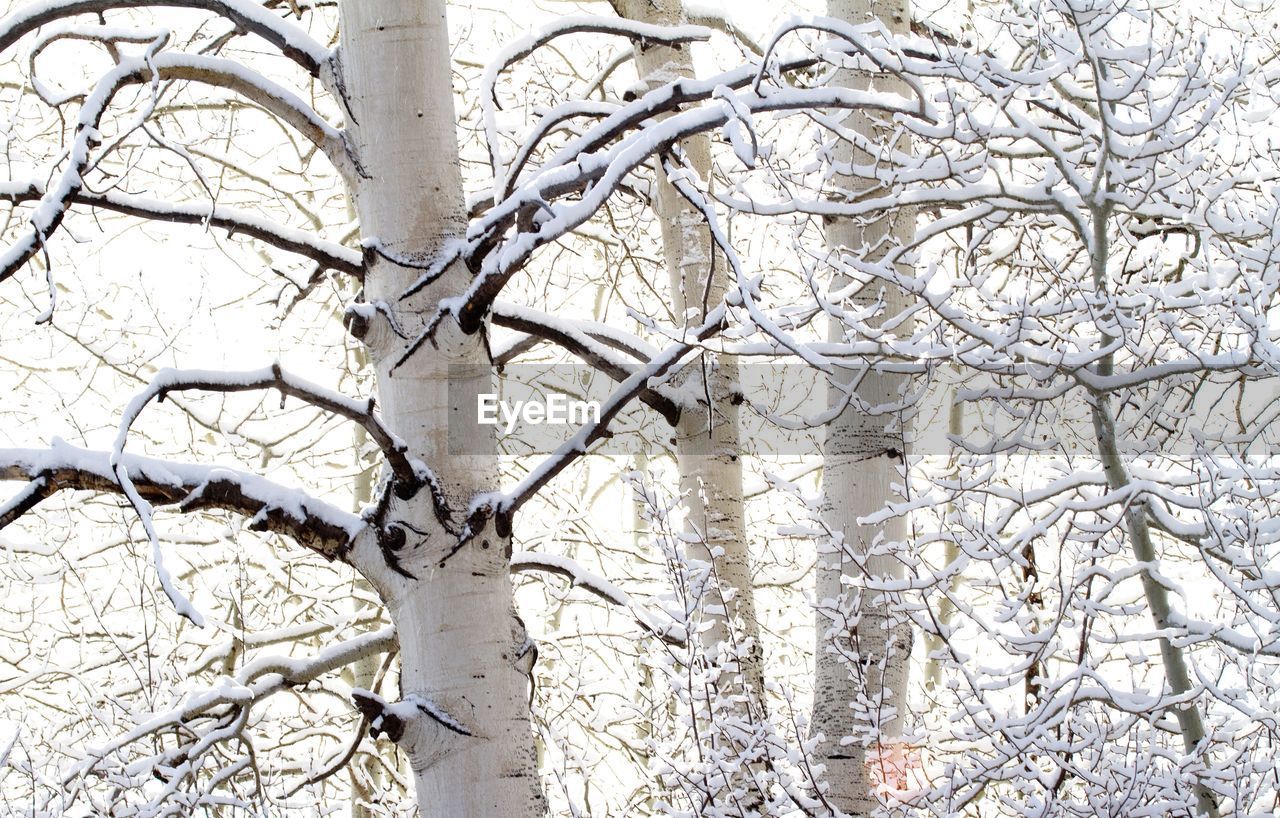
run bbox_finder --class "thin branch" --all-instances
[114,364,440,506]
[511,551,686,645]
[490,302,682,424]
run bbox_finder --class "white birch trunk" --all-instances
[813,0,914,813]
[338,2,544,815]
[612,0,765,712]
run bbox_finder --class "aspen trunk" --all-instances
[1086,214,1219,818]
[338,2,544,815]
[813,0,915,813]
[612,0,766,714]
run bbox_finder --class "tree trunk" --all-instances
[611,0,766,716]
[923,392,962,694]
[813,0,915,813]
[1087,213,1219,818]
[338,2,544,815]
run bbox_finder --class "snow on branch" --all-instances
[481,15,712,182]
[490,301,684,423]
[409,85,925,345]
[0,181,361,277]
[511,551,686,645]
[481,301,729,535]
[682,2,764,56]
[0,0,331,75]
[0,440,363,559]
[0,50,349,308]
[112,364,442,508]
[64,626,395,801]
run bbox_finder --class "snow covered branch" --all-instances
[0,440,363,558]
[0,182,361,277]
[113,364,441,507]
[511,551,686,645]
[481,15,712,181]
[486,302,728,531]
[63,626,395,805]
[490,301,683,423]
[0,50,349,303]
[0,0,331,75]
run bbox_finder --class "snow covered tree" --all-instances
[0,1,916,814]
[2,0,1278,816]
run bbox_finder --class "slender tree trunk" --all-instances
[813,0,914,813]
[611,0,766,715]
[338,2,544,815]
[923,393,962,693]
[1087,212,1219,818]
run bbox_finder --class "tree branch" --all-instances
[0,181,361,276]
[114,364,440,506]
[490,301,682,424]
[0,0,330,75]
[511,551,686,645]
[0,441,363,559]
[0,51,349,295]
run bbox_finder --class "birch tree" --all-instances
[0,1,919,814]
[612,0,768,729]
[810,0,917,812]
[3,0,1278,816]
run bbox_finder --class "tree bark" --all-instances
[813,0,915,813]
[611,0,766,717]
[338,2,544,815]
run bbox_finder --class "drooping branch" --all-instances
[0,50,350,294]
[0,0,331,75]
[0,182,361,277]
[511,551,686,645]
[0,441,363,558]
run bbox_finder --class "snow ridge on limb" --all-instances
[107,364,453,584]
[0,440,363,557]
[0,0,331,75]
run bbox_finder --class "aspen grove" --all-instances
[1,1,1279,817]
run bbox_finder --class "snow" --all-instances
[2,438,365,540]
